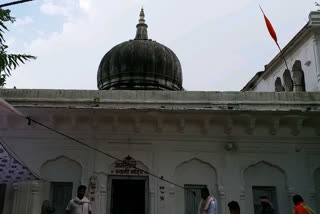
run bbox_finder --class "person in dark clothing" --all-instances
[260,196,275,214]
[228,201,240,214]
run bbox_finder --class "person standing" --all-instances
[66,185,92,214]
[199,187,217,214]
[292,194,315,214]
[260,196,275,214]
[228,201,240,214]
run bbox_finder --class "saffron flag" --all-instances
[259,6,278,45]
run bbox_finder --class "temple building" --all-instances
[0,8,320,214]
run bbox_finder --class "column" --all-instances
[30,181,41,214]
[149,184,156,214]
[287,187,295,210]
[218,185,226,214]
[11,183,19,214]
[312,35,320,87]
[239,186,245,214]
[99,184,106,214]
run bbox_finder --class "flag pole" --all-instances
[259,5,289,71]
[275,42,289,70]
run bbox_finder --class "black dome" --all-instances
[97,9,183,90]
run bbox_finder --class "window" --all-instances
[184,184,207,214]
[0,184,6,214]
[252,186,278,214]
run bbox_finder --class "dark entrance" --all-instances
[111,179,146,214]
[51,182,73,214]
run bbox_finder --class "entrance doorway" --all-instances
[109,177,148,214]
[51,182,73,214]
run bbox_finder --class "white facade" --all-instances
[0,89,320,214]
[242,11,320,92]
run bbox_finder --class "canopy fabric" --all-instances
[0,98,40,183]
[0,140,38,184]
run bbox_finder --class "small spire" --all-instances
[135,8,148,40]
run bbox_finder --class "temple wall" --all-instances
[253,35,320,92]
[2,133,320,214]
[0,90,320,214]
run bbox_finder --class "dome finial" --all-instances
[135,8,148,40]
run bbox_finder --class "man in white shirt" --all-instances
[66,185,92,214]
[199,187,217,214]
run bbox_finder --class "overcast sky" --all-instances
[4,0,317,91]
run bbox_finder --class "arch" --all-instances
[40,155,82,184]
[243,160,289,214]
[174,158,218,214]
[241,160,287,184]
[175,157,216,173]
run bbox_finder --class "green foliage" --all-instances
[0,8,36,87]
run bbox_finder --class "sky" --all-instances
[3,0,317,91]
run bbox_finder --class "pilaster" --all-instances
[31,181,41,214]
[312,34,320,87]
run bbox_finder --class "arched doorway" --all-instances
[40,156,82,214]
[244,161,288,214]
[174,158,217,214]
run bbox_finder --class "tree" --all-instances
[0,8,36,87]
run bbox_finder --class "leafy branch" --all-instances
[0,8,36,87]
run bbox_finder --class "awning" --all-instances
[0,98,39,183]
[0,140,39,183]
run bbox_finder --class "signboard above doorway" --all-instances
[110,156,147,176]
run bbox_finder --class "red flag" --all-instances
[259,6,289,70]
[260,6,278,44]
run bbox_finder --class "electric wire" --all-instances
[0,0,33,8]
[27,117,195,195]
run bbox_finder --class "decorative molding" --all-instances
[247,117,256,135]
[295,144,303,152]
[178,118,185,133]
[155,117,163,133]
[217,185,225,199]
[291,118,304,136]
[112,116,118,132]
[240,186,245,201]
[224,118,233,135]
[270,118,280,136]
[201,118,210,135]
[168,185,175,197]
[133,117,141,133]
[31,181,40,194]
[225,142,236,151]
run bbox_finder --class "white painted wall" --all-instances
[0,90,320,214]
[253,35,320,92]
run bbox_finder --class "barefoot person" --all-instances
[66,185,92,214]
